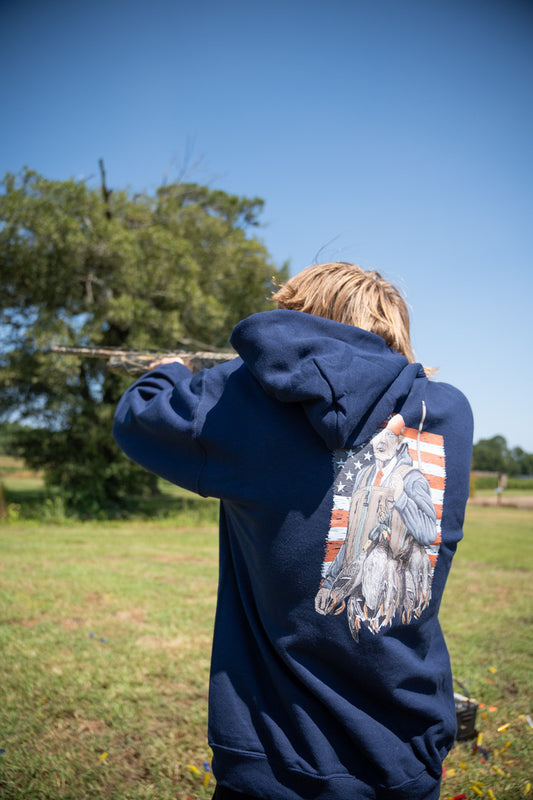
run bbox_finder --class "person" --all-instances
[113,262,473,800]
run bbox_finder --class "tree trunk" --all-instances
[0,482,7,520]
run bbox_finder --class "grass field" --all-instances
[0,466,532,799]
[439,506,532,800]
[0,519,218,800]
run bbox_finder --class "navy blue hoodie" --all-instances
[113,309,473,800]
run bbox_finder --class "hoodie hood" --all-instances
[231,310,426,450]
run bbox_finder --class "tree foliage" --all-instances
[472,435,533,476]
[0,167,287,514]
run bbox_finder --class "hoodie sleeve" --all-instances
[113,362,209,495]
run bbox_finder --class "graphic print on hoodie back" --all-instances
[316,409,445,641]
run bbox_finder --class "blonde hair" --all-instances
[272,262,417,363]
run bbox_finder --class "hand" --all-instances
[315,587,332,615]
[149,356,186,370]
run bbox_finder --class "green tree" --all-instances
[510,446,533,477]
[0,167,287,514]
[472,435,517,475]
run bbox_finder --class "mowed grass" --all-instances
[440,505,533,800]
[0,520,219,800]
[0,494,531,798]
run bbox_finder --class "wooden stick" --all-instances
[50,344,234,375]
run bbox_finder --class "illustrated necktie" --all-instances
[373,469,384,486]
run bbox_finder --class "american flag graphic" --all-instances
[321,425,446,579]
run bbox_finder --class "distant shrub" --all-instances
[0,477,219,525]
[472,474,499,490]
[508,477,533,491]
[470,473,533,493]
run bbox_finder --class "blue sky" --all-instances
[1,0,532,450]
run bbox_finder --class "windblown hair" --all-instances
[272,262,417,363]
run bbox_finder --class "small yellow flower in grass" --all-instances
[487,789,497,800]
[98,752,108,763]
[524,783,531,795]
[188,764,201,776]
[497,723,510,733]
[489,667,498,674]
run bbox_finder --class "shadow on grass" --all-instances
[2,481,219,524]
[124,490,219,523]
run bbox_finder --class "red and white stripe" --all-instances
[322,426,446,575]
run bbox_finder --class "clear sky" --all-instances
[1,0,532,450]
